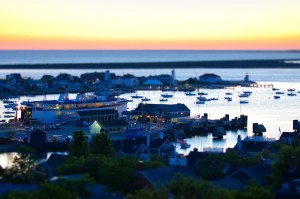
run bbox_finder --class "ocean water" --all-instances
[0,50,300,158]
[0,50,300,65]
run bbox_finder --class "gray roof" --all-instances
[97,120,129,128]
[136,166,198,186]
[135,103,190,114]
[143,79,163,85]
[77,109,118,117]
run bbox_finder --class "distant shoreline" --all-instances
[0,59,300,69]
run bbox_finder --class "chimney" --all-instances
[237,134,242,150]
[193,148,198,152]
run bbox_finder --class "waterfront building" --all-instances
[198,73,222,83]
[19,90,127,125]
[89,120,129,134]
[30,128,47,143]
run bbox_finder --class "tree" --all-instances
[3,145,46,183]
[69,130,89,157]
[90,133,114,157]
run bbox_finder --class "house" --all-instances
[30,128,47,143]
[280,132,299,145]
[149,138,175,158]
[133,103,190,123]
[121,74,140,87]
[186,148,208,170]
[293,120,300,132]
[198,73,222,83]
[115,143,151,161]
[89,120,129,134]
[134,166,198,189]
[143,79,163,87]
[253,123,266,136]
[213,165,271,190]
[114,137,151,161]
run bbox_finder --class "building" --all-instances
[89,120,129,134]
[132,103,190,123]
[198,73,222,83]
[30,128,47,143]
[77,109,119,123]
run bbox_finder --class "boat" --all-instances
[159,98,168,102]
[18,90,128,124]
[274,96,280,99]
[4,111,15,114]
[224,97,232,101]
[287,92,297,96]
[4,103,18,109]
[209,98,219,101]
[185,92,196,96]
[272,88,279,91]
[131,94,143,99]
[238,93,250,98]
[288,88,295,92]
[243,91,253,95]
[198,92,208,95]
[225,92,233,95]
[275,91,285,95]
[240,100,249,104]
[161,94,173,98]
[177,139,191,149]
[141,97,151,102]
[197,96,210,102]
[4,115,14,118]
[196,101,205,104]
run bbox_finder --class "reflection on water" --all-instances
[0,152,68,169]
[176,129,248,155]
[0,152,18,168]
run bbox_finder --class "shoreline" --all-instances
[0,59,300,69]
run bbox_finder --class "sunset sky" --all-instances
[1,0,300,50]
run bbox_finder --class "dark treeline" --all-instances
[0,59,299,69]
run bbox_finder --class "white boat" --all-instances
[185,92,196,96]
[238,93,250,98]
[131,94,143,99]
[198,92,208,95]
[274,96,280,99]
[224,97,232,101]
[159,98,168,102]
[196,101,205,104]
[240,100,249,104]
[141,97,151,102]
[287,92,297,96]
[161,94,173,98]
[177,139,191,149]
[197,96,210,101]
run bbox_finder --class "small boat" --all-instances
[4,115,14,118]
[288,88,295,92]
[177,139,191,149]
[131,94,143,99]
[274,96,280,99]
[243,91,252,95]
[198,92,208,95]
[225,92,233,95]
[275,91,285,95]
[197,96,210,101]
[159,98,168,102]
[224,97,232,101]
[196,101,205,104]
[287,92,297,96]
[209,98,219,101]
[185,92,196,96]
[4,111,15,114]
[141,97,151,102]
[272,88,279,91]
[238,93,250,98]
[161,94,173,98]
[240,100,249,104]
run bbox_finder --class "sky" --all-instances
[0,0,300,50]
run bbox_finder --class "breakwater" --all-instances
[0,59,299,69]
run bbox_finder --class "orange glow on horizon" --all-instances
[1,0,300,50]
[1,35,299,50]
